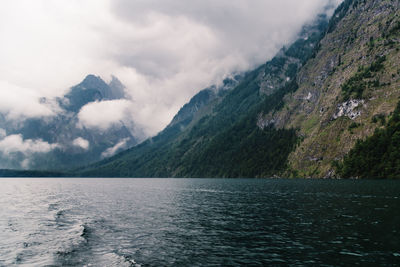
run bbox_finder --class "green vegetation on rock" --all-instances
[341,55,386,101]
[336,102,400,178]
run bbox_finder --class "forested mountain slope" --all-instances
[76,12,331,177]
[79,0,400,178]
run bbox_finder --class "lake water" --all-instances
[0,178,399,266]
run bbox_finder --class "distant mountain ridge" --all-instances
[62,74,126,112]
[0,75,138,170]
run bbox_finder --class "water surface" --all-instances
[0,178,399,266]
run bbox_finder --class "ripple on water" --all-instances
[0,178,399,266]
[96,252,141,267]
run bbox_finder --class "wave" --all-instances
[53,222,92,267]
[55,209,65,219]
[101,252,141,267]
[80,223,91,240]
[48,203,60,211]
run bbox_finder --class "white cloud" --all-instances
[77,99,131,130]
[0,0,342,136]
[72,137,90,150]
[101,138,129,158]
[0,81,59,120]
[0,134,60,155]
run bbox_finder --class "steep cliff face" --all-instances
[259,14,329,96]
[257,0,400,177]
[167,75,243,131]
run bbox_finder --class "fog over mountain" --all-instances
[0,0,341,137]
[0,74,140,170]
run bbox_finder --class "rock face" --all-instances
[258,14,329,96]
[108,75,127,100]
[261,0,400,177]
[0,75,138,170]
[62,74,126,112]
[332,100,365,120]
[167,75,243,130]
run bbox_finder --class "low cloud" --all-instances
[0,0,342,137]
[0,134,61,168]
[72,137,90,150]
[77,99,131,130]
[0,81,60,121]
[0,134,60,155]
[0,128,6,139]
[101,138,129,158]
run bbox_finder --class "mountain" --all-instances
[62,74,126,112]
[259,0,400,178]
[75,9,333,177]
[166,75,244,133]
[7,0,397,178]
[0,75,138,170]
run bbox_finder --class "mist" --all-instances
[0,0,342,136]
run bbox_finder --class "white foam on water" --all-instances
[99,252,141,267]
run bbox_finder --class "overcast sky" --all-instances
[0,0,342,137]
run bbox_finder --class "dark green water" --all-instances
[0,178,399,266]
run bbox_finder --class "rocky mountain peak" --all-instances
[62,74,126,112]
[109,75,126,99]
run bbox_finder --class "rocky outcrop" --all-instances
[332,99,365,120]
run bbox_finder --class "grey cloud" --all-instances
[110,0,339,72]
[0,0,342,138]
[0,128,6,139]
[106,0,343,135]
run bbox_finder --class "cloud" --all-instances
[72,137,90,150]
[0,134,61,169]
[77,99,131,130]
[0,81,60,121]
[0,0,342,137]
[101,138,129,158]
[0,128,6,139]
[0,134,60,155]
